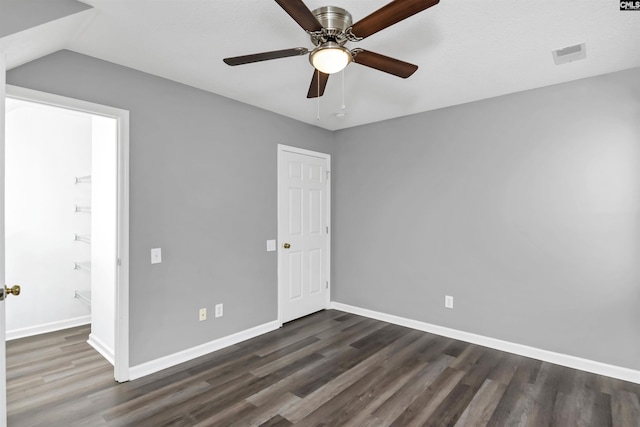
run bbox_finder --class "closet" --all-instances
[5,97,117,364]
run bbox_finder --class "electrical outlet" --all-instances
[199,308,207,321]
[445,295,454,309]
[215,303,223,318]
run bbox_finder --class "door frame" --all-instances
[276,144,331,326]
[1,51,7,422]
[5,84,130,382]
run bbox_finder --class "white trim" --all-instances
[1,52,7,424]
[326,158,331,310]
[331,302,640,385]
[129,320,280,380]
[279,145,330,159]
[6,85,130,382]
[114,99,130,383]
[6,316,91,341]
[277,144,331,326]
[88,333,115,365]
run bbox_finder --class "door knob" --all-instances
[5,285,20,297]
[283,243,291,249]
[1,285,21,301]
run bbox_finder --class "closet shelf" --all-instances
[74,290,91,305]
[74,175,92,184]
[74,234,91,244]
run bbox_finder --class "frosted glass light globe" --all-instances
[310,44,352,74]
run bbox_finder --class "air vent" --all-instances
[552,42,586,65]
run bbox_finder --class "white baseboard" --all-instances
[88,333,115,366]
[330,302,640,384]
[6,315,91,341]
[128,320,281,381]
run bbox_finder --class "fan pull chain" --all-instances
[316,70,321,121]
[341,69,346,110]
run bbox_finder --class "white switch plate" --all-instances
[151,248,162,264]
[199,308,207,321]
[266,240,276,252]
[215,303,223,318]
[445,295,454,309]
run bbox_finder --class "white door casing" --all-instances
[278,145,330,324]
[1,52,8,424]
[4,85,130,383]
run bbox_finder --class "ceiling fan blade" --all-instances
[307,70,329,98]
[223,47,308,66]
[352,50,418,78]
[274,0,323,32]
[350,0,440,40]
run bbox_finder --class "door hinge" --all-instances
[117,258,122,267]
[326,281,329,289]
[326,226,329,234]
[326,171,330,180]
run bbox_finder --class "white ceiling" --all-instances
[15,1,640,130]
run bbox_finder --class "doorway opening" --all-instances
[4,85,129,381]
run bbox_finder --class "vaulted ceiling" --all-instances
[3,0,640,130]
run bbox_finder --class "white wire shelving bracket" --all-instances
[74,175,92,184]
[74,290,91,305]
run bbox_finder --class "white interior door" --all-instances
[278,145,330,324]
[1,52,8,424]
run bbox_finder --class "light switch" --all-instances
[266,240,276,252]
[151,248,162,264]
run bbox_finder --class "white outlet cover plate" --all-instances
[445,295,454,309]
[151,248,162,264]
[215,303,223,318]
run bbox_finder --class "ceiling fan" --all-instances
[223,0,440,98]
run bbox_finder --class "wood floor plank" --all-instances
[257,414,293,427]
[423,382,477,427]
[487,381,538,426]
[611,389,640,426]
[7,310,640,426]
[190,399,257,427]
[227,392,300,427]
[487,352,521,385]
[526,362,567,426]
[361,355,453,425]
[301,364,386,425]
[294,331,433,425]
[460,350,505,390]
[250,323,377,378]
[454,379,507,427]
[388,367,466,427]
[277,331,428,423]
[242,352,334,407]
[448,343,485,371]
[310,332,440,426]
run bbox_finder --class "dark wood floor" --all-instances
[7,310,640,426]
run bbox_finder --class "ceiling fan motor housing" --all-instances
[310,6,352,46]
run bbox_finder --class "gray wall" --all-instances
[7,50,333,365]
[333,67,640,370]
[0,0,91,38]
[7,47,640,372]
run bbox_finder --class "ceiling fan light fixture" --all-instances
[310,42,351,74]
